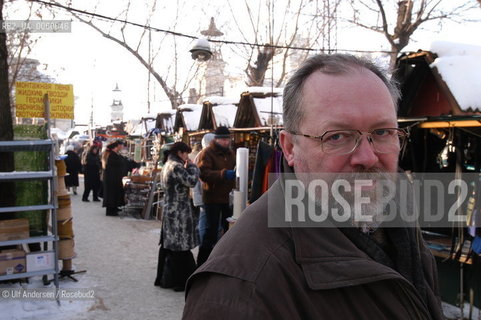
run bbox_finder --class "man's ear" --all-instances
[279,130,295,167]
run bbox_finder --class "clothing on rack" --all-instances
[249,140,283,203]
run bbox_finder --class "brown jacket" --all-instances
[183,179,444,320]
[197,142,235,204]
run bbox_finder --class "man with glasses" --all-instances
[183,54,443,319]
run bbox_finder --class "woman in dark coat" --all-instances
[155,142,199,292]
[64,145,82,195]
[82,145,101,202]
[102,141,126,216]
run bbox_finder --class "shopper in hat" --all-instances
[81,144,101,202]
[102,141,125,216]
[191,133,222,246]
[155,142,199,292]
[196,126,236,266]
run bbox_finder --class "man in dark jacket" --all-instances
[183,54,444,319]
[196,126,236,266]
[64,145,82,195]
[102,141,126,216]
[81,144,101,202]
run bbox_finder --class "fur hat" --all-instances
[214,126,231,139]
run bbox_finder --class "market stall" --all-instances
[122,118,168,219]
[198,96,239,131]
[394,42,481,312]
[173,104,203,146]
[231,88,284,204]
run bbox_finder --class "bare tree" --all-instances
[7,1,40,88]
[0,0,13,141]
[226,0,341,87]
[45,0,202,109]
[2,0,48,122]
[347,0,479,69]
[0,0,16,207]
[247,44,275,87]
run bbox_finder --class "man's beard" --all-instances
[296,168,397,233]
[331,169,397,233]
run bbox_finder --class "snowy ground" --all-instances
[0,176,185,320]
[443,302,481,320]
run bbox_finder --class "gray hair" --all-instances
[282,54,401,132]
[201,133,215,149]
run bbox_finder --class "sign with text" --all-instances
[15,81,74,119]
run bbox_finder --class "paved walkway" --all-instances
[1,177,186,320]
[66,177,186,320]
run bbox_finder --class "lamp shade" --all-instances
[190,37,212,61]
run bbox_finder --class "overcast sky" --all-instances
[11,0,481,127]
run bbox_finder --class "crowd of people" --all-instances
[63,128,238,292]
[62,139,140,217]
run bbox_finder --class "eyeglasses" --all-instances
[288,128,408,155]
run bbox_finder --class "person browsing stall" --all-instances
[196,126,236,267]
[155,142,199,292]
[102,141,126,216]
[81,144,101,202]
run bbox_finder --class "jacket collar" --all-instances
[167,153,184,164]
[290,225,404,290]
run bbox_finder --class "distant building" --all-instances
[10,57,56,84]
[110,83,124,122]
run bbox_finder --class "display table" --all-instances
[123,176,153,215]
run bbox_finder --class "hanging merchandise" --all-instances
[134,139,142,162]
[437,128,455,169]
[467,182,477,237]
[469,174,481,238]
[472,236,481,255]
[250,141,274,203]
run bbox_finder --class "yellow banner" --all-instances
[15,81,74,119]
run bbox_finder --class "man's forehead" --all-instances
[299,70,396,128]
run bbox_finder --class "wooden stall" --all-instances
[395,42,481,311]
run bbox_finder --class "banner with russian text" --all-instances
[15,81,74,119]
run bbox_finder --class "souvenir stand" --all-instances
[232,89,284,205]
[122,118,165,219]
[173,104,203,146]
[394,43,481,314]
[198,96,239,131]
[155,111,176,134]
[124,117,157,162]
[96,122,129,143]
